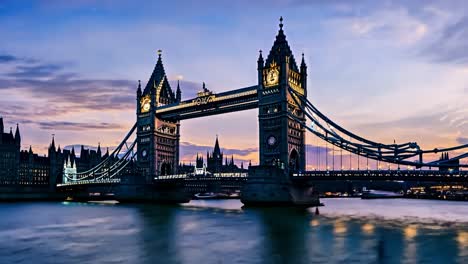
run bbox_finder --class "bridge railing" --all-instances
[293,170,468,178]
[57,178,121,187]
[155,174,188,180]
[154,172,248,180]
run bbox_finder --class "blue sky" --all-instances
[0,0,467,166]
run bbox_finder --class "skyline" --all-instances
[0,0,467,166]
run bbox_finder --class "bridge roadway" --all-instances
[57,170,467,188]
[292,170,468,183]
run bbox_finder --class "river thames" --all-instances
[0,198,466,264]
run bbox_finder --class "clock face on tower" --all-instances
[142,149,148,158]
[140,96,151,113]
[266,68,279,86]
[267,135,277,146]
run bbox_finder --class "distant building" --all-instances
[178,136,247,174]
[0,117,114,187]
[438,152,459,172]
[18,147,50,185]
[0,118,20,184]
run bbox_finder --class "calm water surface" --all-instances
[0,198,466,264]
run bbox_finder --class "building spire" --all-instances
[137,80,142,97]
[301,53,306,68]
[143,49,166,93]
[51,134,55,149]
[0,116,3,133]
[14,123,20,145]
[265,17,299,72]
[97,142,101,156]
[176,80,181,102]
[29,145,32,153]
[214,135,221,155]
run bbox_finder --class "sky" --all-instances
[0,0,467,167]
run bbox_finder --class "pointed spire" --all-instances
[301,53,306,68]
[225,156,228,166]
[50,134,55,149]
[137,80,142,97]
[265,16,299,72]
[29,145,32,153]
[14,123,20,145]
[241,161,244,170]
[57,145,61,153]
[97,142,101,156]
[71,146,76,157]
[214,135,221,155]
[231,155,234,166]
[106,147,109,156]
[144,49,166,93]
[258,49,264,62]
[9,127,13,136]
[249,160,252,167]
[176,80,181,102]
[80,145,85,158]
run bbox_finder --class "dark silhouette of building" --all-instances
[438,152,459,172]
[18,146,50,185]
[207,136,224,173]
[0,118,20,184]
[177,136,248,174]
[0,117,113,187]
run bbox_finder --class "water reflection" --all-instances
[403,225,418,240]
[333,220,348,234]
[310,219,320,227]
[0,199,466,264]
[135,205,181,264]
[250,208,310,264]
[362,223,374,234]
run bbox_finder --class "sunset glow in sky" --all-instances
[0,0,467,166]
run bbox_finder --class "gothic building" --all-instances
[0,117,113,187]
[177,136,247,175]
[136,51,181,180]
[0,118,20,184]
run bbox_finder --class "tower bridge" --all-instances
[57,18,468,206]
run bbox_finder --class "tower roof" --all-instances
[265,17,299,72]
[144,50,166,94]
[143,50,176,104]
[213,135,221,155]
[14,123,20,142]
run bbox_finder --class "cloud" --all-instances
[457,137,468,145]
[37,121,124,131]
[0,54,18,63]
[7,63,65,78]
[422,16,468,64]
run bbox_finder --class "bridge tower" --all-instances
[242,18,318,206]
[257,17,307,173]
[136,51,180,183]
